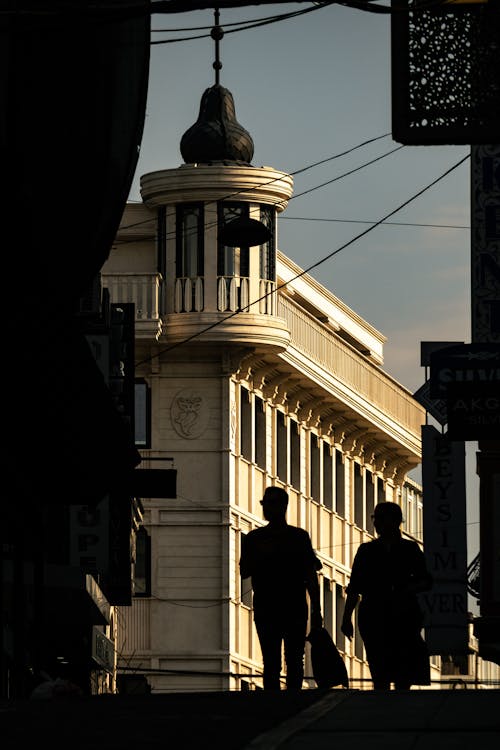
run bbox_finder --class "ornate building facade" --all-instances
[104,81,433,692]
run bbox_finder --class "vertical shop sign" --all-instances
[421,425,469,653]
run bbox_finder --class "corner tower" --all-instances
[140,18,293,353]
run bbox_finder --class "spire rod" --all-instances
[211,7,223,85]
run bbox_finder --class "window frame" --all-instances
[134,378,151,449]
[176,202,204,279]
[217,202,250,278]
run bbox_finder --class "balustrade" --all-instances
[278,295,423,436]
[174,276,204,312]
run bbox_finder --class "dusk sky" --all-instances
[128,2,479,563]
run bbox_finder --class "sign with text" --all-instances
[446,380,500,440]
[92,627,115,674]
[429,342,500,399]
[429,343,500,440]
[421,425,469,654]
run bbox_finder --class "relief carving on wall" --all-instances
[171,389,209,439]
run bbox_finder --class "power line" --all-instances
[291,145,404,201]
[134,152,470,367]
[150,1,336,44]
[121,207,469,230]
[148,1,453,46]
[115,133,395,243]
[281,216,469,229]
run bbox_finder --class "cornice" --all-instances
[163,311,291,352]
[140,164,294,211]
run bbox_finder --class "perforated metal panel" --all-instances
[391,1,500,144]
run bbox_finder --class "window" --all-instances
[354,463,363,528]
[240,533,253,608]
[259,205,276,281]
[377,477,385,503]
[157,205,166,280]
[416,495,423,542]
[133,527,151,597]
[323,443,333,511]
[254,396,266,469]
[176,203,204,279]
[310,433,320,502]
[290,421,301,490]
[366,470,375,535]
[335,583,345,651]
[157,207,167,314]
[335,450,345,517]
[134,379,151,448]
[217,202,250,278]
[276,411,287,482]
[240,388,252,461]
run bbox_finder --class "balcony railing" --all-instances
[101,272,162,338]
[101,272,423,436]
[217,276,249,312]
[174,276,204,312]
[278,295,423,436]
[259,279,276,315]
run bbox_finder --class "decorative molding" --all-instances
[251,364,275,391]
[140,164,294,211]
[170,389,209,439]
[230,399,237,451]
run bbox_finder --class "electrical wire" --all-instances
[291,145,404,201]
[134,152,470,368]
[150,1,336,44]
[0,0,466,20]
[120,209,470,230]
[114,134,397,244]
[281,216,469,229]
[113,133,394,246]
[149,1,458,45]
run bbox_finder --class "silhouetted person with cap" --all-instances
[341,501,433,690]
[239,486,323,690]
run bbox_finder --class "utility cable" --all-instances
[281,216,469,229]
[291,145,404,201]
[115,133,395,242]
[150,1,336,44]
[134,152,470,367]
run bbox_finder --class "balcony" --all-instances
[101,271,423,449]
[277,295,424,447]
[101,272,163,339]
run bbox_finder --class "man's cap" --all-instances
[260,487,288,506]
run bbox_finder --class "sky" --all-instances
[127,2,480,566]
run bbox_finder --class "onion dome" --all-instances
[180,84,254,165]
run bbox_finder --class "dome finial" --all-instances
[179,7,254,166]
[211,7,223,86]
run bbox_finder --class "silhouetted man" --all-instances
[240,486,323,690]
[341,501,433,690]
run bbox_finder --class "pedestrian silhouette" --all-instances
[341,501,433,690]
[239,486,323,690]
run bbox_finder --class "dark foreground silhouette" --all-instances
[342,501,433,690]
